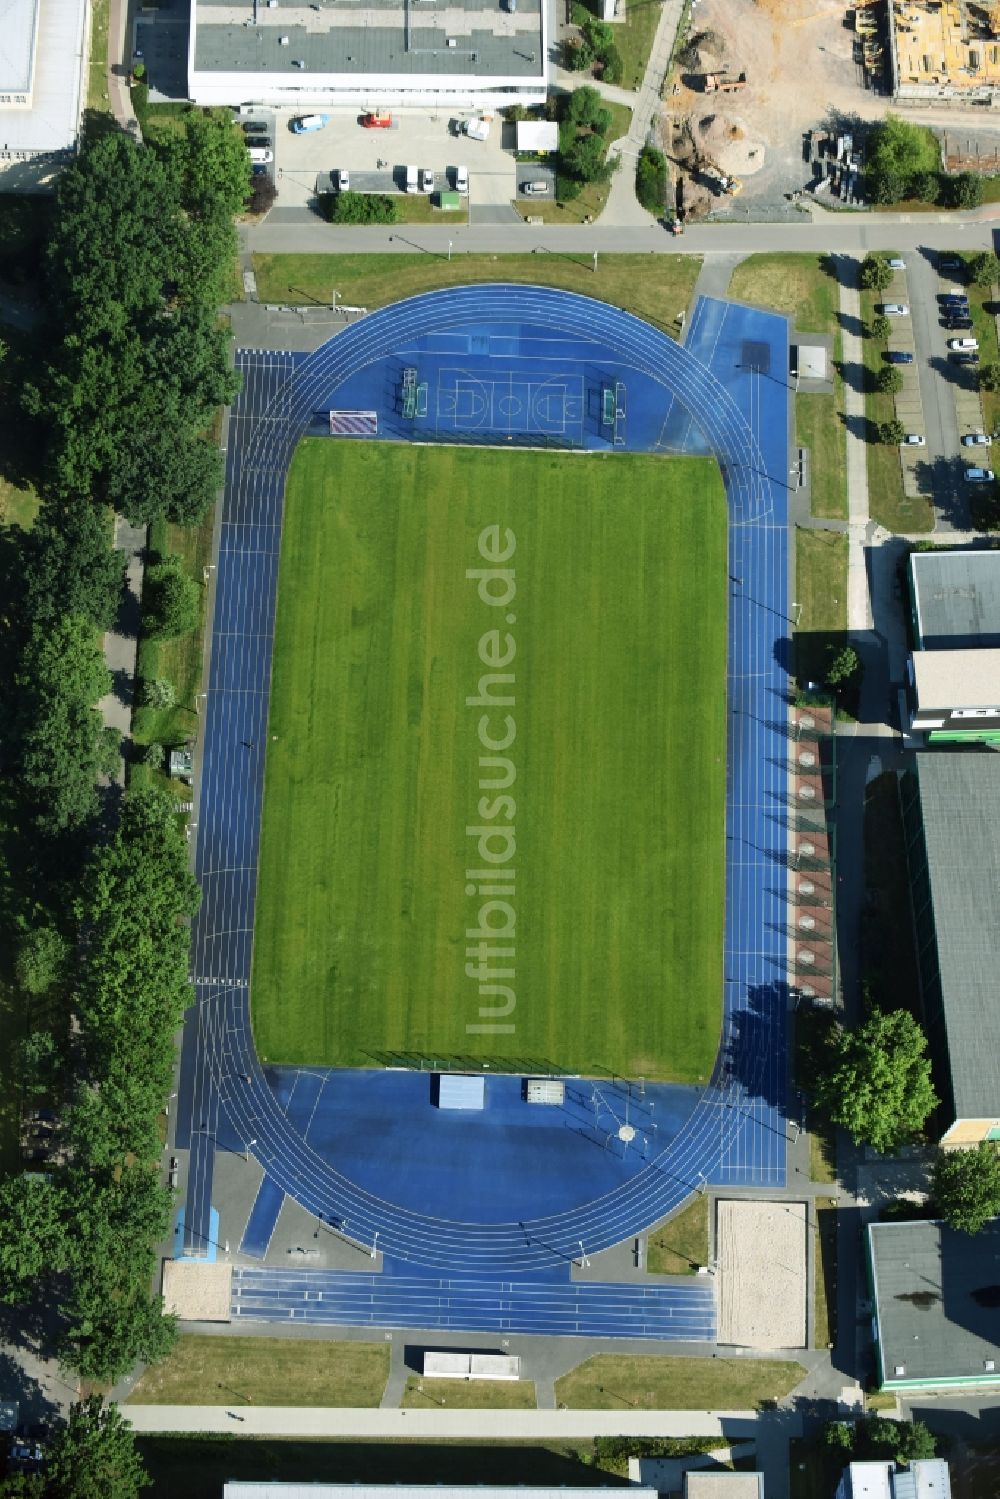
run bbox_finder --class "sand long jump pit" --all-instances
[717,1199,807,1349]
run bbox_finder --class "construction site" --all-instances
[889,0,1000,105]
[665,0,883,217]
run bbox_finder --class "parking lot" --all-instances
[258,109,520,221]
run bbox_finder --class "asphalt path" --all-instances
[245,210,1000,260]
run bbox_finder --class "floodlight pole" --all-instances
[578,1240,590,1268]
[592,250,598,274]
[448,240,453,262]
[791,601,803,626]
[332,287,339,313]
[244,1137,257,1162]
[371,1230,379,1260]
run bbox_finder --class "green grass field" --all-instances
[251,442,727,1081]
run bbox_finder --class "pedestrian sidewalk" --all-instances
[98,516,146,785]
[837,256,873,636]
[122,1405,787,1438]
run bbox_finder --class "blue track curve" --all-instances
[180,285,791,1276]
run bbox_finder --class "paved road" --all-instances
[246,209,1000,259]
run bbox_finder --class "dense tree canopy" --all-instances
[40,1395,150,1499]
[13,615,114,833]
[933,1142,1000,1234]
[23,128,241,523]
[812,1008,938,1154]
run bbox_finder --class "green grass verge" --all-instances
[132,512,214,787]
[859,281,934,533]
[136,1439,629,1499]
[402,1379,537,1409]
[727,254,847,521]
[793,526,848,688]
[126,1336,390,1407]
[251,254,701,339]
[86,0,111,117]
[526,103,633,224]
[0,481,39,530]
[809,1125,837,1184]
[575,0,664,90]
[646,1194,710,1275]
[252,442,727,1079]
[814,1197,837,1349]
[555,1354,807,1411]
[961,264,1000,436]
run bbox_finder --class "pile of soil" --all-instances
[694,109,766,176]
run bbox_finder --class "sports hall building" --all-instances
[187,0,547,109]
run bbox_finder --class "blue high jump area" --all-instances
[176,286,792,1338]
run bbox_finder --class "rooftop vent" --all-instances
[986,1359,996,1371]
[893,1364,906,1377]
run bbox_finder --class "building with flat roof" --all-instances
[835,1459,951,1499]
[188,0,547,109]
[910,550,1000,650]
[867,1219,1000,1392]
[225,1489,661,1499]
[685,1476,765,1499]
[0,0,87,189]
[908,551,1000,742]
[899,751,1000,1144]
[889,0,1000,106]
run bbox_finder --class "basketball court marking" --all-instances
[436,367,585,441]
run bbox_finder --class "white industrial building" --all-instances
[187,0,547,109]
[0,0,87,189]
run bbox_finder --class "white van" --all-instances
[247,145,273,165]
[521,179,548,196]
[405,164,419,193]
[455,164,468,194]
[462,118,489,141]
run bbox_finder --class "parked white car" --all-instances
[881,303,909,315]
[887,256,905,270]
[965,467,995,482]
[901,434,925,446]
[421,167,435,192]
[337,167,350,192]
[962,433,992,447]
[454,164,469,194]
[949,337,979,351]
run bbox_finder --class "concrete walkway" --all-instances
[837,255,874,636]
[107,0,140,135]
[122,1405,798,1439]
[598,0,688,227]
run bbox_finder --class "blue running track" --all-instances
[178,286,792,1333]
[231,1266,717,1341]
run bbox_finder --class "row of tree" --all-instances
[22,119,245,526]
[557,87,617,203]
[0,787,199,1380]
[806,1004,1000,1233]
[0,1396,148,1499]
[0,115,246,1389]
[865,115,984,208]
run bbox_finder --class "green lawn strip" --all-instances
[86,0,112,117]
[253,443,727,1080]
[859,282,934,533]
[126,1336,390,1407]
[391,197,469,226]
[555,1354,806,1411]
[137,1438,629,1499]
[251,254,701,339]
[809,1126,837,1184]
[728,254,847,521]
[646,1194,709,1274]
[862,771,921,1019]
[402,1378,537,1409]
[133,513,213,751]
[962,267,1000,436]
[526,103,633,224]
[0,482,40,530]
[813,1197,837,1349]
[793,526,848,688]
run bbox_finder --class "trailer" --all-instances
[702,70,747,92]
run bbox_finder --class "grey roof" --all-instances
[911,648,1000,709]
[0,0,38,94]
[0,0,86,162]
[225,1490,661,1499]
[194,0,543,77]
[911,550,1000,650]
[869,1219,1000,1385]
[914,751,1000,1120]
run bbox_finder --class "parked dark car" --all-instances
[887,350,914,364]
[243,121,269,135]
